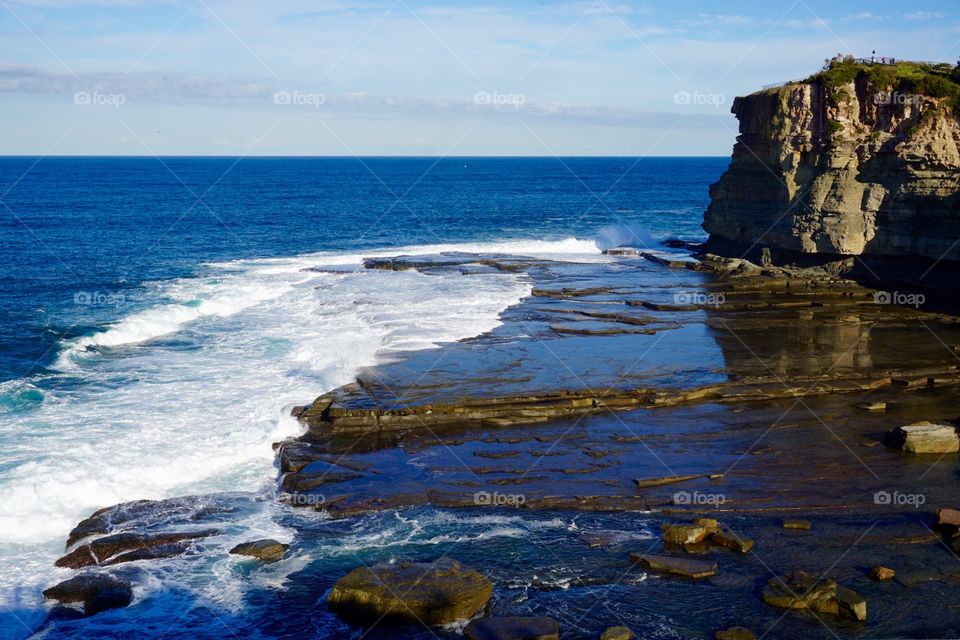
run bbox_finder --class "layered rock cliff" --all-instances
[704,63,960,287]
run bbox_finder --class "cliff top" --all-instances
[804,58,960,112]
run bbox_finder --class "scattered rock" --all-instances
[229,539,289,562]
[327,558,492,626]
[43,574,133,616]
[782,519,811,530]
[761,571,866,621]
[464,616,560,640]
[710,529,754,553]
[600,626,633,640]
[715,627,756,640]
[885,422,960,454]
[631,553,718,579]
[55,530,218,569]
[661,523,709,545]
[871,566,895,581]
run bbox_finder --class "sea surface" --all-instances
[0,157,725,638]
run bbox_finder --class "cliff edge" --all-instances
[703,60,960,289]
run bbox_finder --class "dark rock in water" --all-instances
[715,627,756,640]
[782,519,811,530]
[600,626,633,640]
[885,422,960,454]
[464,616,560,640]
[65,496,233,548]
[55,529,218,569]
[761,571,866,621]
[229,539,289,562]
[328,558,492,626]
[630,553,717,579]
[43,574,133,616]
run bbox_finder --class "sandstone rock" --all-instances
[661,523,708,545]
[464,616,560,640]
[885,422,960,454]
[715,627,756,640]
[703,70,960,287]
[936,508,960,531]
[600,626,633,640]
[782,519,811,530]
[871,566,895,581]
[762,571,866,621]
[859,402,887,412]
[694,518,720,534]
[710,529,754,553]
[327,558,492,625]
[43,574,133,616]
[229,539,289,562]
[631,553,717,579]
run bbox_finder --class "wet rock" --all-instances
[871,566,895,581]
[464,616,560,640]
[710,529,754,553]
[715,627,756,640]
[782,519,811,530]
[694,518,720,534]
[631,553,718,579]
[859,401,887,412]
[762,571,866,621]
[55,530,218,569]
[661,523,708,545]
[634,474,717,488]
[936,508,960,532]
[885,422,960,454]
[328,558,492,626]
[229,539,289,562]
[600,626,633,640]
[280,462,362,492]
[43,574,133,616]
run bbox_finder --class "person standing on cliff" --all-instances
[871,50,876,63]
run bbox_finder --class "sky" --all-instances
[0,0,958,156]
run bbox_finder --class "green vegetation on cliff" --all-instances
[808,59,960,113]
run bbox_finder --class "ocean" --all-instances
[0,157,725,638]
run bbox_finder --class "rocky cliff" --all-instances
[703,62,960,288]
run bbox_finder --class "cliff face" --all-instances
[704,72,960,269]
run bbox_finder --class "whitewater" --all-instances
[0,237,601,627]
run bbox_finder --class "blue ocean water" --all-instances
[0,157,724,637]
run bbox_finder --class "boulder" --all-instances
[464,616,560,640]
[631,553,717,579]
[715,627,756,640]
[762,571,866,621]
[661,523,708,545]
[600,626,633,640]
[871,566,895,581]
[936,508,960,532]
[710,529,754,553]
[694,518,721,534]
[43,574,133,616]
[782,519,811,530]
[229,539,289,562]
[328,558,492,626]
[885,422,960,454]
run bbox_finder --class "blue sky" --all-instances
[1,0,958,155]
